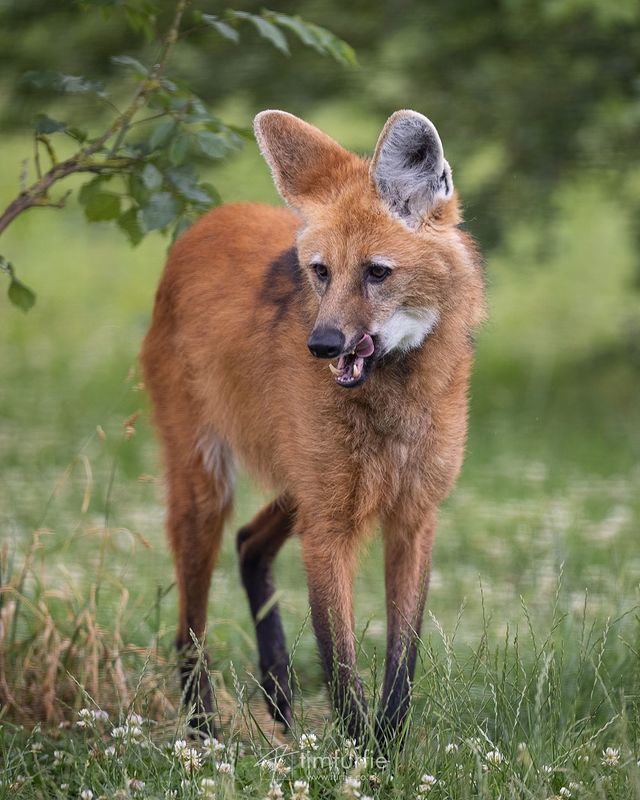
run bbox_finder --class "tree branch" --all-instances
[0,0,190,239]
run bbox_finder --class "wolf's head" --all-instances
[254,110,483,388]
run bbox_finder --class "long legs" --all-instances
[377,510,436,744]
[165,443,233,734]
[300,522,368,742]
[237,495,295,726]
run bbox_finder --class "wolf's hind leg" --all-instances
[237,495,295,727]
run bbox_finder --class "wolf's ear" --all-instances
[254,110,352,206]
[370,110,453,228]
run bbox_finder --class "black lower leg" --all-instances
[237,503,293,726]
[376,634,419,746]
[311,606,369,744]
[177,636,216,736]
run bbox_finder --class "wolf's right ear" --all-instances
[254,110,352,207]
[371,110,454,229]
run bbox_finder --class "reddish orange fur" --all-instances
[141,111,485,741]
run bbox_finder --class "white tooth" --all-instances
[329,363,340,376]
[352,364,362,379]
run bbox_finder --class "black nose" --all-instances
[307,327,345,359]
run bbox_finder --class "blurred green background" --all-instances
[1,0,639,710]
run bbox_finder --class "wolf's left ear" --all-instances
[370,110,453,228]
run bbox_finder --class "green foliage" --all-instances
[0,256,36,312]
[0,1,355,311]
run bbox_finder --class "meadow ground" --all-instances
[1,126,640,798]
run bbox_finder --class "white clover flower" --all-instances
[128,725,143,739]
[602,747,620,767]
[75,720,88,729]
[292,779,310,799]
[128,713,144,726]
[127,778,146,794]
[78,708,93,721]
[559,788,572,798]
[542,765,553,775]
[300,733,318,751]
[111,726,126,739]
[418,773,438,792]
[53,750,70,767]
[174,739,189,756]
[203,737,226,757]
[182,748,202,771]
[261,757,291,776]
[30,742,43,752]
[485,750,504,767]
[445,743,458,754]
[200,777,216,798]
[92,710,109,723]
[103,745,116,757]
[343,776,361,797]
[217,761,234,776]
[79,790,94,800]
[265,782,283,800]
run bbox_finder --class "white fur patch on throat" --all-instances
[378,306,440,354]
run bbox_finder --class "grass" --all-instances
[1,118,640,798]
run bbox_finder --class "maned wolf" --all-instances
[141,109,485,746]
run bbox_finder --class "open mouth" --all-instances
[328,333,377,388]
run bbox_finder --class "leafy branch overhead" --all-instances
[1,1,356,311]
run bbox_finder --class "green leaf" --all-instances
[58,73,107,97]
[82,192,121,222]
[138,192,178,231]
[166,168,220,206]
[230,11,289,55]
[172,214,197,243]
[78,176,110,206]
[8,277,36,312]
[196,130,229,159]
[169,133,191,166]
[117,207,144,246]
[201,14,239,43]
[267,12,320,50]
[1,256,36,312]
[111,54,149,77]
[33,114,66,134]
[267,12,357,65]
[128,172,149,206]
[142,163,163,191]
[199,182,222,206]
[149,120,176,151]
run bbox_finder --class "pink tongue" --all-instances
[354,333,374,358]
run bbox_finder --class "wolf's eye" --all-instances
[367,263,392,283]
[312,263,329,282]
